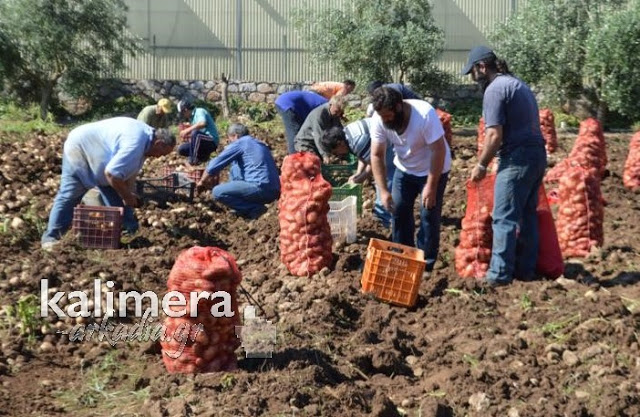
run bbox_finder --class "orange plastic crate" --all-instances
[361,239,426,308]
[72,205,123,249]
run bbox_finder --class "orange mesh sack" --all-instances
[536,185,564,278]
[278,152,333,276]
[623,131,640,191]
[436,108,453,149]
[556,166,604,258]
[546,118,607,183]
[455,175,495,278]
[539,109,558,153]
[161,246,242,374]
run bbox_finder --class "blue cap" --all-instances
[461,46,496,75]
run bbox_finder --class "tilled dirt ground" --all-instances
[0,125,638,417]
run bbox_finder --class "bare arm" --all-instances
[422,137,446,209]
[471,125,503,182]
[105,172,140,207]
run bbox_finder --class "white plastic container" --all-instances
[328,196,357,244]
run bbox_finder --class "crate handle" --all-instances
[388,246,405,254]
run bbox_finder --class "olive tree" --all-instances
[490,0,640,124]
[0,0,141,120]
[291,0,450,96]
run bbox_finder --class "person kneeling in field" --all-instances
[196,124,280,219]
[41,118,176,250]
[320,121,396,229]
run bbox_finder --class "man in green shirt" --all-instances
[137,98,173,129]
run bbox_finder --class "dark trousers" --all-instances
[391,170,449,272]
[276,106,303,154]
[177,132,217,165]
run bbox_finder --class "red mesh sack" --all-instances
[160,246,242,374]
[278,152,333,276]
[436,108,453,149]
[556,166,604,258]
[546,118,607,183]
[539,109,558,153]
[623,131,640,191]
[455,175,495,278]
[536,185,564,278]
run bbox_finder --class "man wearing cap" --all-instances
[462,46,547,287]
[196,123,280,219]
[41,118,176,250]
[176,99,220,165]
[275,90,328,154]
[137,98,173,129]
[369,87,452,273]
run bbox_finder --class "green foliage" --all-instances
[6,295,42,343]
[85,95,155,121]
[292,0,450,97]
[490,0,640,124]
[227,97,276,123]
[584,0,640,119]
[0,0,142,120]
[445,99,483,128]
[553,111,581,128]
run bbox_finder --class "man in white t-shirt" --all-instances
[369,87,452,272]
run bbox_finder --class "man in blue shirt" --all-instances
[275,90,328,154]
[196,123,280,219]
[41,118,176,250]
[177,99,220,165]
[464,45,547,287]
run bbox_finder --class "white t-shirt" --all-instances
[370,100,451,176]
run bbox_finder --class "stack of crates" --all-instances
[321,154,358,187]
[136,173,195,205]
[72,205,123,249]
[361,239,426,308]
[161,166,204,183]
[327,196,357,244]
[330,183,363,216]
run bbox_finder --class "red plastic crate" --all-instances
[72,205,123,249]
[161,166,204,183]
[361,239,426,308]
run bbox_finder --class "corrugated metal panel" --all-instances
[118,0,527,82]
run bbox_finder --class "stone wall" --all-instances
[92,78,482,111]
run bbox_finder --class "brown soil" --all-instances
[0,126,638,417]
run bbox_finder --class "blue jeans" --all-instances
[41,158,138,244]
[276,106,303,154]
[487,145,547,284]
[391,170,449,271]
[213,181,279,219]
[373,146,396,228]
[177,132,217,165]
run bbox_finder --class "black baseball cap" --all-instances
[461,46,496,75]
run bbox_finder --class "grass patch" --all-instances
[539,313,581,341]
[4,294,44,344]
[55,349,151,415]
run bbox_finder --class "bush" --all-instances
[445,99,483,128]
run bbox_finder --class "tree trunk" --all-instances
[39,81,54,121]
[220,73,230,119]
[596,100,608,130]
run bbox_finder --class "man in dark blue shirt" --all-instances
[463,45,547,287]
[275,90,328,154]
[196,124,280,219]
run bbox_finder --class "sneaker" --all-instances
[41,240,60,252]
[485,278,512,288]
